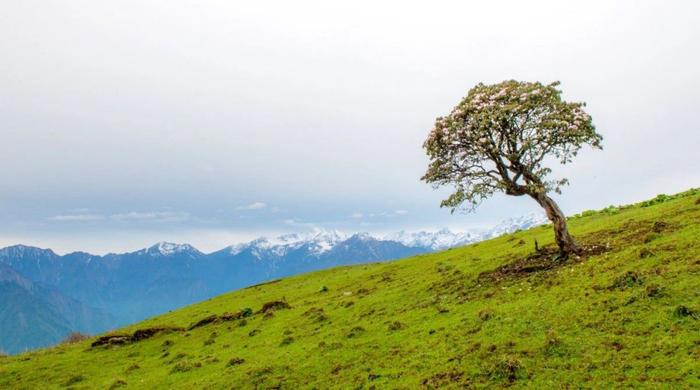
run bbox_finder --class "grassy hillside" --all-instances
[1,189,699,389]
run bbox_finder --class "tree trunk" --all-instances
[531,192,580,257]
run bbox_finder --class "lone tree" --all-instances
[422,80,602,257]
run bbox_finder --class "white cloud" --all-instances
[362,210,409,219]
[282,218,319,230]
[48,214,104,222]
[237,202,267,211]
[350,212,364,219]
[110,211,189,223]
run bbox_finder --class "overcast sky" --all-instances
[1,1,698,254]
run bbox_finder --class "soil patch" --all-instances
[479,244,609,283]
[188,308,253,330]
[92,326,184,348]
[257,301,291,314]
[421,370,466,388]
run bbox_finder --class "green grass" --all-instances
[1,189,699,389]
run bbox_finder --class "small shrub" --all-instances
[161,339,174,347]
[611,272,644,289]
[304,307,328,323]
[203,338,215,346]
[65,375,85,386]
[279,337,294,346]
[170,360,200,374]
[651,221,669,233]
[125,363,140,373]
[580,210,597,217]
[319,286,329,293]
[639,248,655,259]
[346,326,366,338]
[643,233,661,243]
[187,314,217,330]
[478,309,493,321]
[544,331,566,357]
[258,301,291,314]
[490,356,524,382]
[109,379,127,389]
[601,205,619,215]
[674,305,696,319]
[645,284,663,298]
[608,341,624,351]
[203,355,220,364]
[227,357,245,367]
[640,194,671,207]
[61,332,90,344]
[388,321,405,331]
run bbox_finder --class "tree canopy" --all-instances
[422,80,602,212]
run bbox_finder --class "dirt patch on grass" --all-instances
[303,307,328,323]
[91,326,184,348]
[420,370,466,388]
[651,221,670,233]
[479,244,609,283]
[346,326,365,338]
[257,301,291,314]
[188,308,253,330]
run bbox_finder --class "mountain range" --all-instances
[0,213,546,354]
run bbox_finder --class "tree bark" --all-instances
[530,192,580,257]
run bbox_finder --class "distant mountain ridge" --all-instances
[0,263,113,354]
[0,213,547,354]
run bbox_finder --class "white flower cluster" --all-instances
[518,88,541,102]
[567,107,591,132]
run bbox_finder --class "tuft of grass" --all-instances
[108,379,127,389]
[170,360,200,374]
[489,356,524,382]
[64,374,84,386]
[611,271,644,289]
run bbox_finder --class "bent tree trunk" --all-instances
[531,192,580,257]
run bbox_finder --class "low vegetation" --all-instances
[60,333,90,345]
[0,189,698,388]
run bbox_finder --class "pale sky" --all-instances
[1,1,699,254]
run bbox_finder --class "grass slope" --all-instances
[1,189,699,389]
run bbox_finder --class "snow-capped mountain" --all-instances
[220,212,547,255]
[485,212,549,239]
[384,212,548,250]
[226,230,346,258]
[134,241,203,258]
[384,228,480,251]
